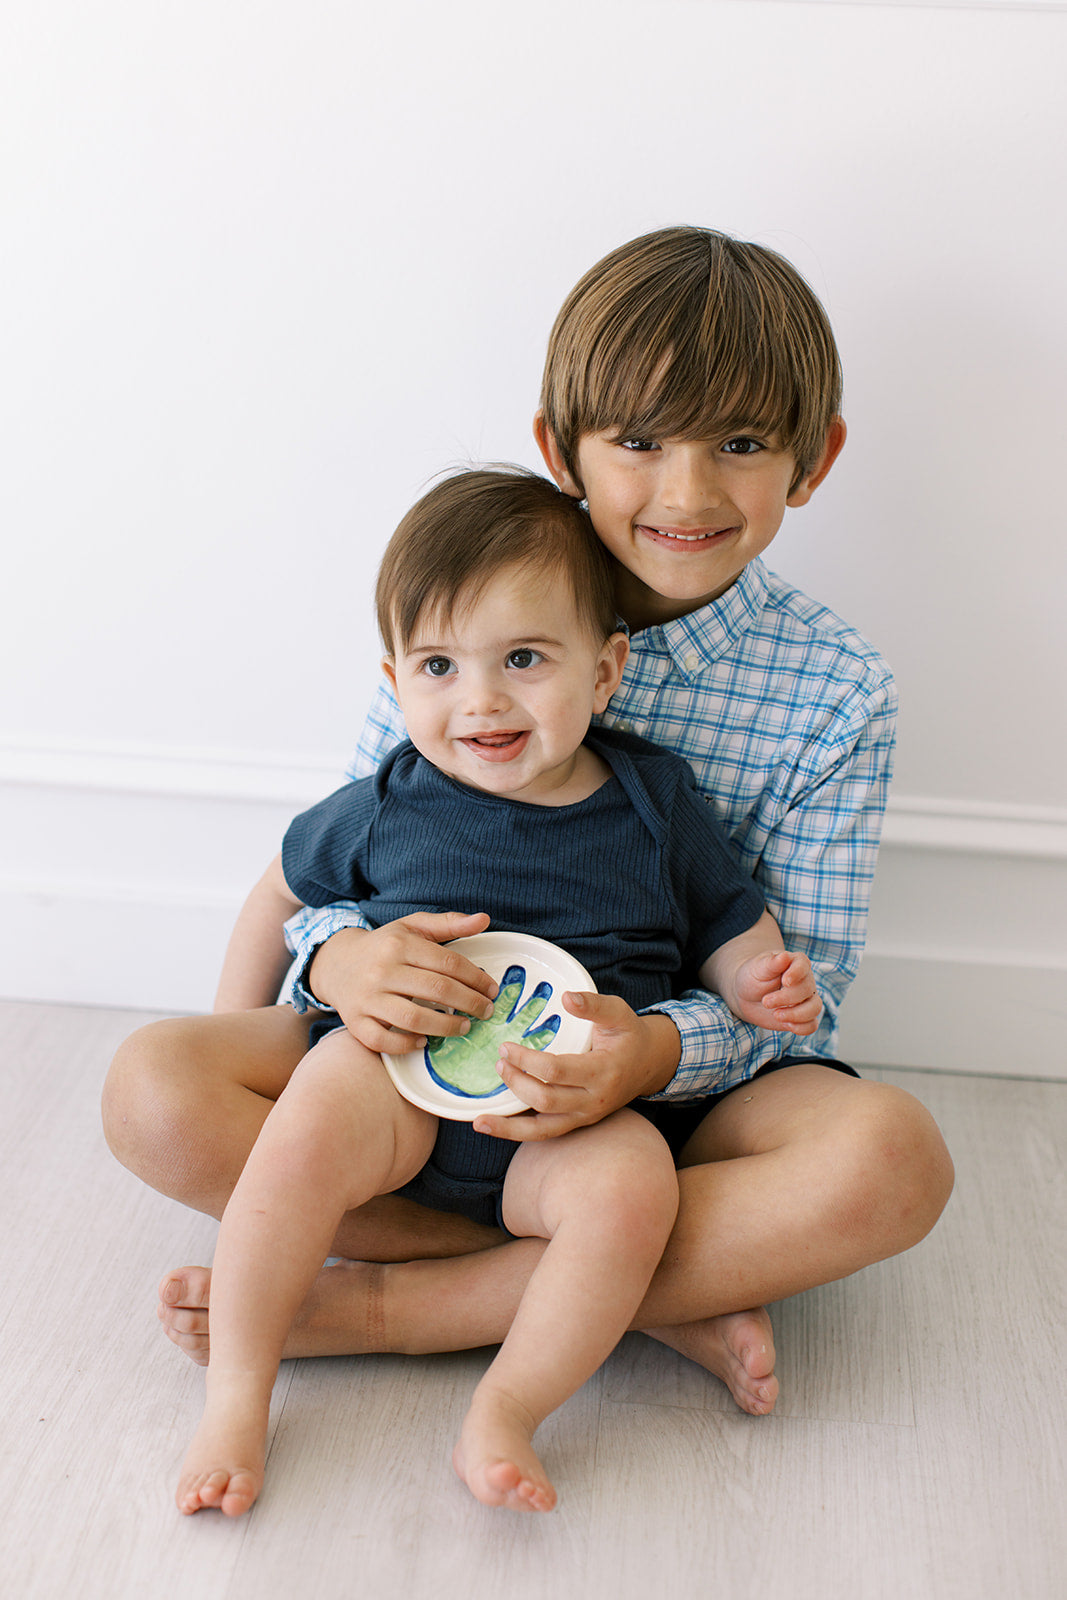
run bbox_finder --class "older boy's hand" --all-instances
[472,994,680,1142]
[308,911,499,1055]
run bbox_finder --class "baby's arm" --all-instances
[214,855,305,1013]
[698,909,822,1037]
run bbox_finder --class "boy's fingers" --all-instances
[401,910,491,942]
[498,1042,590,1092]
[474,1107,589,1142]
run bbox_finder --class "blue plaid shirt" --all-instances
[283,558,896,1099]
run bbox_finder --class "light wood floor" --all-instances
[0,999,1063,1600]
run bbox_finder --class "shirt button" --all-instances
[684,653,700,672]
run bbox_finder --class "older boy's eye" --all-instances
[618,438,658,453]
[722,436,764,456]
[422,656,454,677]
[506,648,542,670]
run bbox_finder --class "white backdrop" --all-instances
[3,0,1065,1071]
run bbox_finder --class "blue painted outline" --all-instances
[424,964,561,1099]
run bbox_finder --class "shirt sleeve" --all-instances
[281,682,407,1011]
[640,671,897,1099]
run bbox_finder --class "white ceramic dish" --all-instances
[383,931,597,1121]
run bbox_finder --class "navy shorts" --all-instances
[397,1054,860,1235]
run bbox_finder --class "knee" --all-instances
[832,1083,954,1255]
[592,1125,680,1249]
[101,1018,201,1175]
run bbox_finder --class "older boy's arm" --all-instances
[282,681,404,1014]
[215,855,306,1013]
[651,672,896,1096]
[483,673,895,1128]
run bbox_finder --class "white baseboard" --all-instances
[2,738,1065,1077]
[839,950,1067,1079]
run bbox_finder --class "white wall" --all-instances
[2,0,1065,1073]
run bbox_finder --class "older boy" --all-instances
[107,227,953,1416]
[175,469,819,1516]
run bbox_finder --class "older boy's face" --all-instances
[557,427,836,632]
[382,564,627,806]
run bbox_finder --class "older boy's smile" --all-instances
[638,521,740,547]
[536,418,845,634]
[566,432,802,629]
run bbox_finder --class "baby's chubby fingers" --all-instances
[330,911,501,1051]
[760,953,817,1005]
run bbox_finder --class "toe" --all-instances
[220,1471,260,1517]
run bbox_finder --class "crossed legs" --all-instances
[105,1009,954,1437]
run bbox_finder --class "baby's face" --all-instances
[383,563,625,806]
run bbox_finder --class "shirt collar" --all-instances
[635,559,769,678]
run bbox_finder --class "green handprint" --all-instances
[426,964,561,1099]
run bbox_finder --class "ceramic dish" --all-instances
[383,931,597,1120]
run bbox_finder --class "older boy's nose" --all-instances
[662,447,723,513]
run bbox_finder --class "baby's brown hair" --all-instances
[376,467,618,656]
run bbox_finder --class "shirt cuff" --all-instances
[637,993,791,1101]
[282,903,371,1013]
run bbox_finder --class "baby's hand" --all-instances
[308,911,499,1054]
[732,950,822,1036]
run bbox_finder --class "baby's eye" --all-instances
[506,648,543,670]
[421,655,455,678]
[722,436,764,456]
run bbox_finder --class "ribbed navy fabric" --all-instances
[283,727,764,1016]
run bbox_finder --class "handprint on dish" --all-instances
[426,964,561,1099]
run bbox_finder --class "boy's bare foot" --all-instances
[175,1381,270,1517]
[452,1391,556,1512]
[644,1307,779,1415]
[159,1260,383,1364]
[160,1267,213,1365]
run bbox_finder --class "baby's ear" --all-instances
[593,631,629,710]
[381,656,398,693]
[533,412,584,499]
[787,416,847,506]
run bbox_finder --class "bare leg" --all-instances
[176,1030,436,1516]
[451,1111,678,1511]
[159,1067,952,1414]
[105,1009,505,1259]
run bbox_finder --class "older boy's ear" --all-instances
[787,416,847,507]
[533,411,584,499]
[381,657,398,693]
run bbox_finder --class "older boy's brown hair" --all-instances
[376,467,618,656]
[540,226,842,492]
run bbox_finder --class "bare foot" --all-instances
[159,1260,385,1364]
[159,1267,213,1365]
[644,1307,779,1415]
[452,1391,556,1512]
[175,1381,270,1517]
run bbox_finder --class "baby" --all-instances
[176,467,820,1516]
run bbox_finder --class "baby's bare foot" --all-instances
[645,1307,779,1415]
[175,1383,269,1517]
[452,1391,556,1513]
[158,1261,385,1364]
